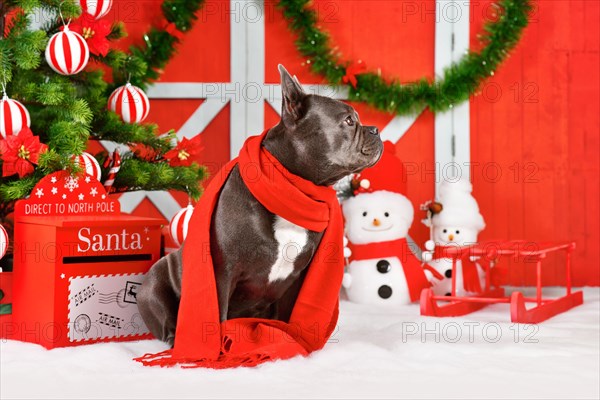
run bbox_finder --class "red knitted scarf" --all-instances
[432,246,483,293]
[135,131,344,369]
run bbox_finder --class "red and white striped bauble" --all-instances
[0,95,31,139]
[80,0,113,20]
[72,152,101,181]
[108,83,150,124]
[169,204,195,247]
[45,26,89,75]
[0,224,8,260]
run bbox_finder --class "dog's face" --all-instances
[267,65,383,186]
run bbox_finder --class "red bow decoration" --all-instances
[164,22,185,40]
[342,60,367,88]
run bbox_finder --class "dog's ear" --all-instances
[278,64,306,125]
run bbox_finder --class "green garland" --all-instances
[121,0,531,111]
[111,0,531,114]
[278,0,532,115]
[0,0,207,206]
[126,0,205,87]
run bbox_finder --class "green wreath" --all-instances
[277,0,532,115]
[144,0,530,115]
[114,0,206,87]
[279,0,531,114]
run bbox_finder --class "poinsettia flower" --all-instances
[66,15,111,57]
[0,126,48,178]
[163,136,204,167]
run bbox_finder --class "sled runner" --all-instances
[420,241,583,323]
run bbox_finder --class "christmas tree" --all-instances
[0,0,207,262]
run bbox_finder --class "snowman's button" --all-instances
[376,260,391,273]
[378,285,393,299]
[445,269,452,278]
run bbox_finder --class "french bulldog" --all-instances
[137,65,383,345]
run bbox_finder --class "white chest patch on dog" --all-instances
[268,216,308,283]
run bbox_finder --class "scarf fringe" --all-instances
[134,349,274,369]
[134,350,174,367]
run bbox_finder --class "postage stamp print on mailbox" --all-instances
[68,273,150,342]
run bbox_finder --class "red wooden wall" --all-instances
[470,0,599,286]
[104,0,599,286]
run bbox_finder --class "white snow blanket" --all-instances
[1,287,598,399]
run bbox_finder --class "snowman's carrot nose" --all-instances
[373,218,381,227]
[449,234,454,241]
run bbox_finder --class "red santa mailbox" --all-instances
[8,171,163,349]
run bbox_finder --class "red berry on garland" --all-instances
[72,152,102,181]
[0,94,31,139]
[45,25,89,75]
[0,224,8,260]
[80,0,113,20]
[108,83,150,124]
[169,203,194,247]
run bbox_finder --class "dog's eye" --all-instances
[345,116,355,126]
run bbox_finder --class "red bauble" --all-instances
[169,204,194,247]
[45,26,89,75]
[108,83,150,124]
[80,0,113,20]
[0,95,31,139]
[72,152,101,181]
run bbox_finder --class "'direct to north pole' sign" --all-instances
[6,171,163,349]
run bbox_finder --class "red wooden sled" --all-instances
[420,241,583,323]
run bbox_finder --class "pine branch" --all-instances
[0,0,208,218]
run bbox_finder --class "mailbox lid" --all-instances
[17,215,164,228]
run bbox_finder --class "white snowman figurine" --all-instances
[421,178,487,296]
[341,142,430,305]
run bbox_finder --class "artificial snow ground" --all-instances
[1,287,599,400]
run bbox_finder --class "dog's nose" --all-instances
[373,218,381,227]
[368,126,379,135]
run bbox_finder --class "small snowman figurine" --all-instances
[421,178,487,296]
[340,142,430,305]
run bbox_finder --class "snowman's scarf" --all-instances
[347,238,431,302]
[135,131,344,369]
[431,246,484,293]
